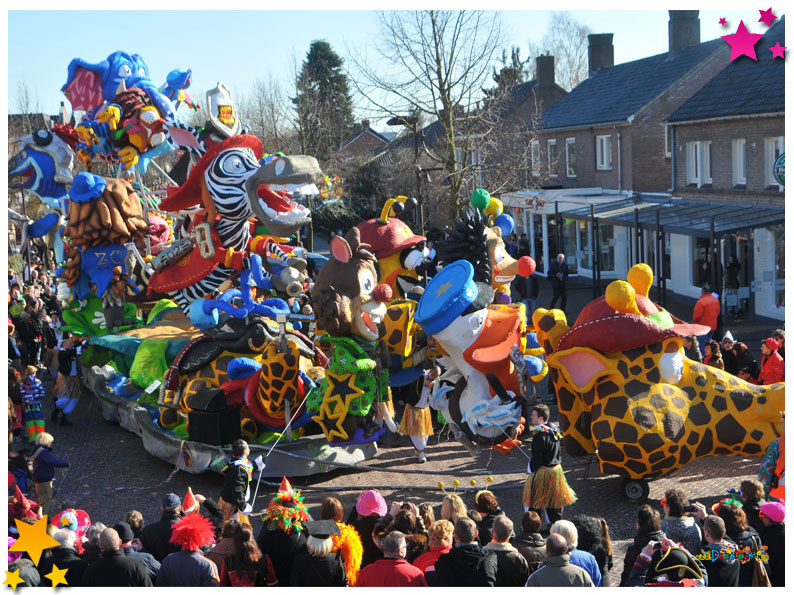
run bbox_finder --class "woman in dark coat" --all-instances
[221,523,277,586]
[619,505,666,586]
[732,342,759,379]
[716,503,765,587]
[290,520,347,586]
[572,514,614,586]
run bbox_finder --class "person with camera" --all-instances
[625,537,706,587]
[660,489,702,556]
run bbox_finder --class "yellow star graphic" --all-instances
[3,570,25,591]
[435,280,453,298]
[10,516,60,566]
[45,565,69,588]
[59,516,72,528]
[312,373,366,442]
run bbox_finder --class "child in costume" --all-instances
[219,439,253,524]
[398,366,438,463]
[20,365,46,443]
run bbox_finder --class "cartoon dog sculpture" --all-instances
[307,228,397,445]
[534,264,785,499]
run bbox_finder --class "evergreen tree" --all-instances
[293,40,355,163]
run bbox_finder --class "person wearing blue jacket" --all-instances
[31,432,70,517]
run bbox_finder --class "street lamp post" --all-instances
[387,115,424,235]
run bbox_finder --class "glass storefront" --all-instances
[772,224,784,309]
[691,236,712,287]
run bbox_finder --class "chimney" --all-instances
[360,119,370,130]
[668,10,700,54]
[536,54,555,87]
[58,101,69,125]
[588,34,614,76]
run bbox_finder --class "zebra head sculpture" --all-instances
[162,122,320,244]
[148,123,322,313]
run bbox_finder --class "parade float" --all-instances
[11,48,784,491]
[533,264,785,500]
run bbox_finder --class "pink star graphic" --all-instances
[722,20,764,61]
[769,42,786,58]
[758,8,777,27]
[719,17,727,26]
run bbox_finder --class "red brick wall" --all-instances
[671,116,785,206]
[628,44,730,192]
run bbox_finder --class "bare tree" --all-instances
[12,80,42,136]
[527,11,591,92]
[240,74,296,154]
[348,10,505,220]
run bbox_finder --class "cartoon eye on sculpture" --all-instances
[307,228,397,445]
[8,125,79,269]
[356,196,429,300]
[534,263,785,500]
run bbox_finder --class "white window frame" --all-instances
[686,141,701,186]
[702,141,712,185]
[764,136,784,190]
[732,138,746,186]
[663,124,672,158]
[530,140,541,176]
[547,139,558,177]
[565,138,577,178]
[596,134,612,170]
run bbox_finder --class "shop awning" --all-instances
[561,197,785,238]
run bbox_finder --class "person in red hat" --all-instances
[758,337,785,385]
[759,500,785,586]
[156,512,219,586]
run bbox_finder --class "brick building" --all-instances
[331,120,391,164]
[661,16,785,320]
[503,11,738,281]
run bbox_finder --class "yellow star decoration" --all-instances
[10,516,60,565]
[3,570,25,591]
[312,372,365,442]
[45,565,69,588]
[435,280,453,298]
[58,516,72,528]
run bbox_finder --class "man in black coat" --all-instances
[140,493,183,562]
[38,529,88,587]
[547,253,569,313]
[114,522,160,581]
[433,517,497,586]
[698,515,740,587]
[82,528,153,587]
[218,439,252,523]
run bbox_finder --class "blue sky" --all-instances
[6,8,772,130]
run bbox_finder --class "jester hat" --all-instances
[262,477,308,533]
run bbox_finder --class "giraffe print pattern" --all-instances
[534,308,784,480]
